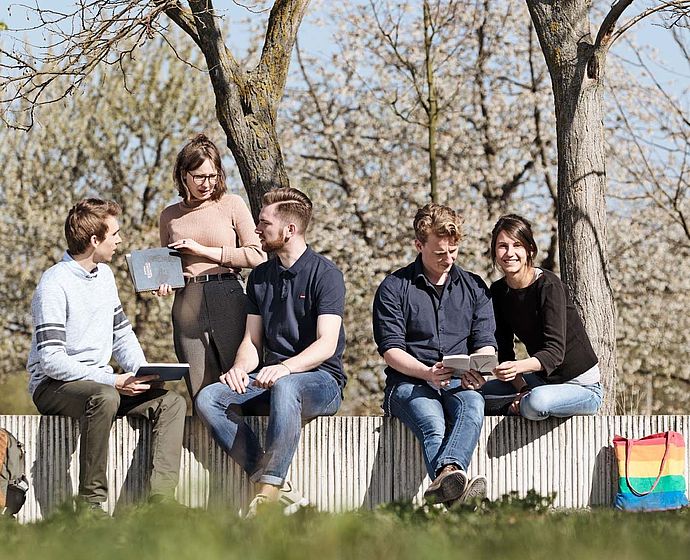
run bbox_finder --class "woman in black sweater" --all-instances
[479,214,603,419]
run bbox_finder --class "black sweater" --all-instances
[490,269,598,384]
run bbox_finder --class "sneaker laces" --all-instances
[245,493,270,519]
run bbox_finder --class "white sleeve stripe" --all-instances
[113,319,131,330]
[36,323,66,332]
[37,340,66,350]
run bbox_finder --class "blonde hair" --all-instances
[413,203,464,244]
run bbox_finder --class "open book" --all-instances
[442,353,498,376]
[125,248,184,292]
[135,363,189,381]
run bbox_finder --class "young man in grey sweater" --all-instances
[27,198,186,510]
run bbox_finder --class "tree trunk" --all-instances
[169,0,310,218]
[423,0,439,203]
[213,77,291,218]
[526,1,617,413]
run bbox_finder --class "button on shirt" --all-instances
[373,256,496,385]
[246,246,347,389]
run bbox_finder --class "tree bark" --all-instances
[423,1,439,203]
[525,0,618,413]
[166,0,310,218]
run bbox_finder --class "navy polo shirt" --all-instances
[373,256,496,385]
[246,246,347,389]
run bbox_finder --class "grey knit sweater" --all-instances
[27,252,145,395]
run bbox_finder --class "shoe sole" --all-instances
[424,471,468,505]
[282,498,309,516]
[457,476,487,504]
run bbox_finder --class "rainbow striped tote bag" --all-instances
[613,431,689,511]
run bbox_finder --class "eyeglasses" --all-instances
[188,172,219,186]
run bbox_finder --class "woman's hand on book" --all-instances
[169,238,203,256]
[155,283,174,297]
[494,357,542,381]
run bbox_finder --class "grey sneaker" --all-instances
[76,501,108,518]
[456,475,487,504]
[278,481,309,515]
[423,465,468,505]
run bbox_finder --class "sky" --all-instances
[2,1,687,77]
[1,0,687,118]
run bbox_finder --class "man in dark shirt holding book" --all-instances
[373,203,496,506]
[195,187,345,517]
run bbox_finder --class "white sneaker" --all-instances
[245,493,270,519]
[278,481,309,515]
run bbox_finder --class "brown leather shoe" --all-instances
[423,465,468,505]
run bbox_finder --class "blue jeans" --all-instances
[195,369,341,486]
[384,378,485,479]
[481,374,603,420]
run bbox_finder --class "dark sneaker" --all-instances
[423,465,468,505]
[457,475,487,504]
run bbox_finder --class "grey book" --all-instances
[125,248,184,292]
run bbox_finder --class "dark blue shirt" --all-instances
[246,246,347,389]
[373,256,496,385]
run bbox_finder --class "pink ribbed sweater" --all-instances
[159,194,266,277]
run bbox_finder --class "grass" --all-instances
[0,374,37,415]
[1,493,688,560]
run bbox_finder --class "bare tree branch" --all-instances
[1,1,176,129]
[594,0,634,51]
[294,42,374,246]
[187,0,242,80]
[610,87,690,242]
[610,1,690,48]
[159,0,201,47]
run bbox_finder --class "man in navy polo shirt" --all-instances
[373,203,496,506]
[196,187,345,516]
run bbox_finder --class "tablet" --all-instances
[135,363,190,381]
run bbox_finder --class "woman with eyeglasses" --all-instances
[476,214,603,419]
[157,134,266,401]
